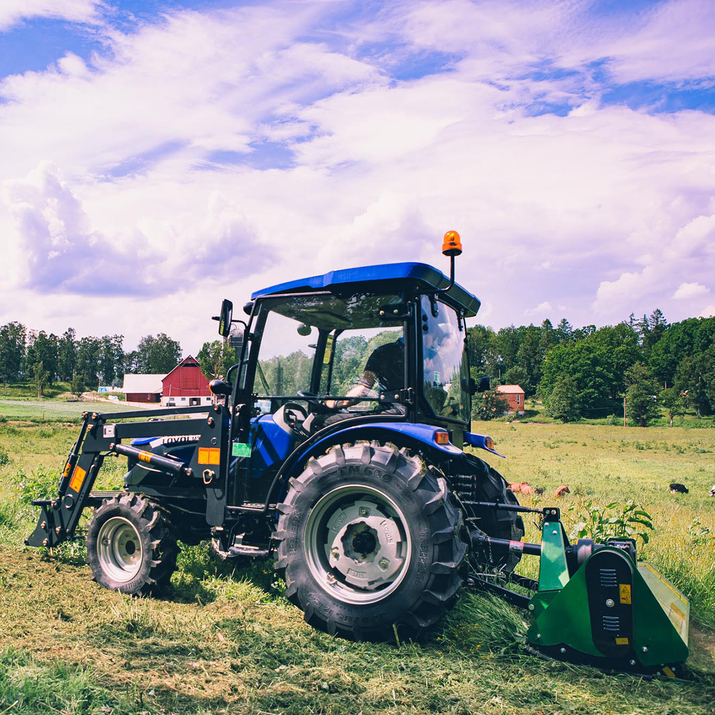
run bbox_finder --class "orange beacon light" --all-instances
[442,230,462,257]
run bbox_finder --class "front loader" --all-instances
[26,232,689,674]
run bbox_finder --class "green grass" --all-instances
[0,417,714,713]
[0,398,138,422]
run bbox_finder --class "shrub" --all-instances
[17,467,59,505]
[0,447,9,466]
[569,499,654,545]
[475,389,510,421]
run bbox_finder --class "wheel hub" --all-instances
[96,516,143,583]
[325,499,406,589]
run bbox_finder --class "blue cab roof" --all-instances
[251,262,481,317]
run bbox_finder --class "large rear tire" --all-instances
[86,492,178,594]
[466,458,525,573]
[274,442,468,640]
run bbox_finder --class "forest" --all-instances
[2,310,714,425]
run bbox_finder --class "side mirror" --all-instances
[218,299,233,337]
[209,379,232,396]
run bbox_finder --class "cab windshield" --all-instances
[420,296,469,422]
[252,292,405,409]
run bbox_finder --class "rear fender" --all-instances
[273,423,461,502]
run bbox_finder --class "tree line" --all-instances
[471,311,715,424]
[4,309,714,425]
[0,321,182,394]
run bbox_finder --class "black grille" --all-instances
[602,616,620,633]
[599,568,618,588]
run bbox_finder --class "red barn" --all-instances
[496,385,526,415]
[161,356,213,407]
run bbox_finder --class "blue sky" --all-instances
[1,0,714,354]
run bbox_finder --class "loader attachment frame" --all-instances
[26,404,231,549]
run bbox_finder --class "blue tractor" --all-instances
[26,234,690,672]
[27,233,522,639]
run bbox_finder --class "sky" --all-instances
[1,0,714,356]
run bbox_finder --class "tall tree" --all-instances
[637,309,668,359]
[26,331,59,384]
[675,353,712,417]
[135,334,182,374]
[197,340,237,380]
[0,321,26,383]
[625,363,660,427]
[32,361,50,398]
[75,336,103,388]
[544,375,581,422]
[57,328,77,382]
[99,335,124,385]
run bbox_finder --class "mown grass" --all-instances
[0,420,714,713]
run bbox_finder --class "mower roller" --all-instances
[25,232,689,673]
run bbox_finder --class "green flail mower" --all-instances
[471,505,689,675]
[25,234,690,675]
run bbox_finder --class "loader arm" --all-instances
[26,404,230,549]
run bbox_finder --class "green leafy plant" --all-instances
[16,466,60,505]
[688,519,714,545]
[569,499,654,545]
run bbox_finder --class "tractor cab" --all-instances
[217,263,482,459]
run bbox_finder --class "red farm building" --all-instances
[122,373,164,403]
[161,356,213,407]
[496,384,526,415]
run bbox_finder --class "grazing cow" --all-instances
[710,484,715,497]
[669,483,689,494]
[508,482,533,495]
[555,485,570,498]
[533,486,545,495]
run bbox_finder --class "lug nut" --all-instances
[359,507,369,517]
[379,558,389,569]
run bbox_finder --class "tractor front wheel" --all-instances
[86,492,178,594]
[274,442,468,640]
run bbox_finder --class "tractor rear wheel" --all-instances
[86,492,178,594]
[274,442,468,640]
[467,459,525,573]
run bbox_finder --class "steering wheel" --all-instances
[297,390,339,414]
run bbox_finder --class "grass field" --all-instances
[0,399,138,422]
[0,414,714,714]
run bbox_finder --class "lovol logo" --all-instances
[150,435,201,448]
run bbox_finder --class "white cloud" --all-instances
[1,1,715,352]
[0,0,103,31]
[700,305,715,318]
[524,301,553,318]
[672,282,709,300]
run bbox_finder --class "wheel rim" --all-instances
[304,484,412,605]
[97,516,143,583]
